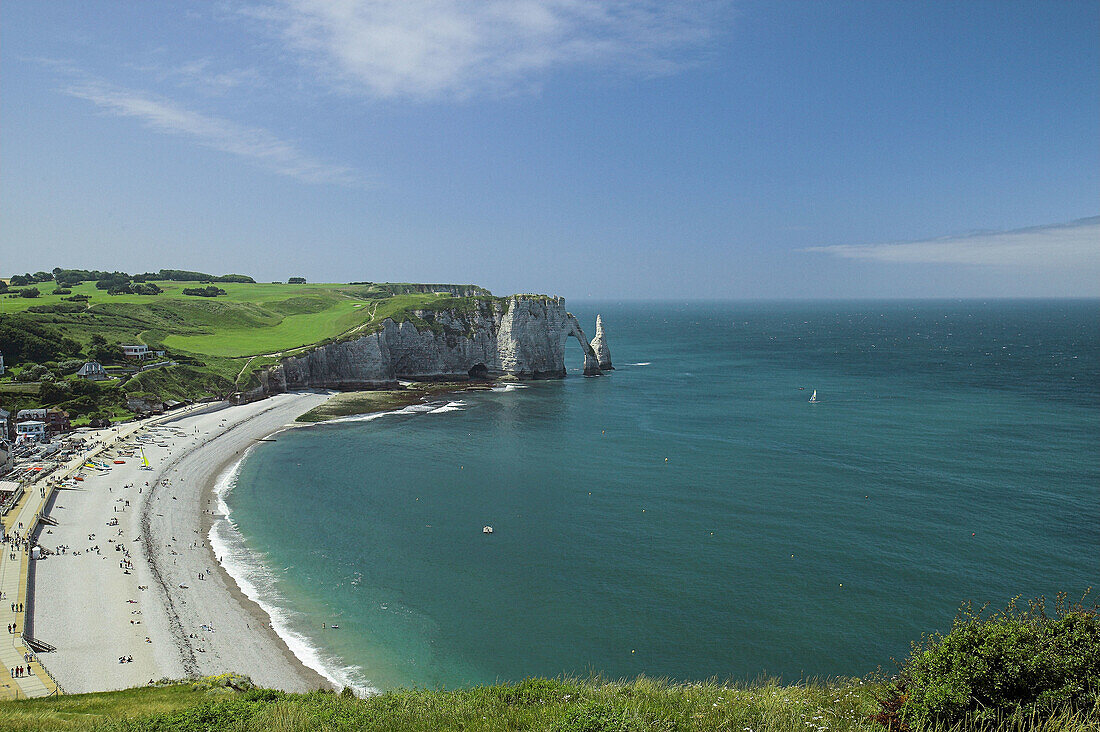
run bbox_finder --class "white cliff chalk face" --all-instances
[591,314,613,370]
[269,295,606,391]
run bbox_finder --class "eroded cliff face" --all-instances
[591,314,613,370]
[268,295,606,392]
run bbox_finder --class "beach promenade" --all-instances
[0,407,207,700]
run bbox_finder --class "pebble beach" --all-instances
[29,392,332,693]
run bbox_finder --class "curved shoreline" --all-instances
[141,393,334,691]
[204,452,377,694]
[31,392,332,693]
[32,387,490,695]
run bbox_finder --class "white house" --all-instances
[15,420,46,442]
[16,408,47,422]
[122,344,150,359]
[76,361,108,380]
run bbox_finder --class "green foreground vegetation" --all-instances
[0,595,1096,731]
[0,676,1095,732]
[1,268,498,421]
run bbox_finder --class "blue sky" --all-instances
[2,1,1097,298]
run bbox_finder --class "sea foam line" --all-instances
[209,456,379,695]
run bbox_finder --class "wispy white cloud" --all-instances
[126,58,266,96]
[63,79,359,186]
[247,0,729,100]
[802,217,1100,268]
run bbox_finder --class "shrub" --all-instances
[28,302,86,314]
[881,592,1100,727]
[16,363,50,382]
[182,286,227,297]
[52,287,72,295]
[20,287,40,298]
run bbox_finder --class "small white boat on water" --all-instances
[808,389,818,403]
[483,525,494,534]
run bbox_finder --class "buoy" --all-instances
[664,457,668,462]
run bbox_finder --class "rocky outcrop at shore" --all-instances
[591,314,613,370]
[266,295,607,392]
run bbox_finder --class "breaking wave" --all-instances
[209,456,379,695]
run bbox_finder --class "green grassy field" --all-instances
[1,281,462,359]
[1,279,502,411]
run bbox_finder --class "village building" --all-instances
[15,420,46,442]
[46,408,72,434]
[0,408,11,441]
[16,408,70,436]
[0,351,5,375]
[122,345,166,361]
[76,360,109,380]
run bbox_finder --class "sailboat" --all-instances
[808,389,818,403]
[140,447,152,470]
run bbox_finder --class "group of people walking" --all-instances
[4,530,31,561]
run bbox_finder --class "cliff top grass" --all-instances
[1,675,1095,732]
[1,278,512,408]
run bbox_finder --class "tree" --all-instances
[20,287,40,298]
[288,277,307,284]
[90,341,123,364]
[0,314,81,362]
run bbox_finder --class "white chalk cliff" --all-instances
[590,314,613,370]
[265,295,606,392]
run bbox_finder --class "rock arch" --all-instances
[565,314,603,376]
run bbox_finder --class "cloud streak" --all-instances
[803,217,1100,268]
[63,79,358,186]
[249,0,728,100]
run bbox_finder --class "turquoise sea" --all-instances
[214,300,1099,692]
